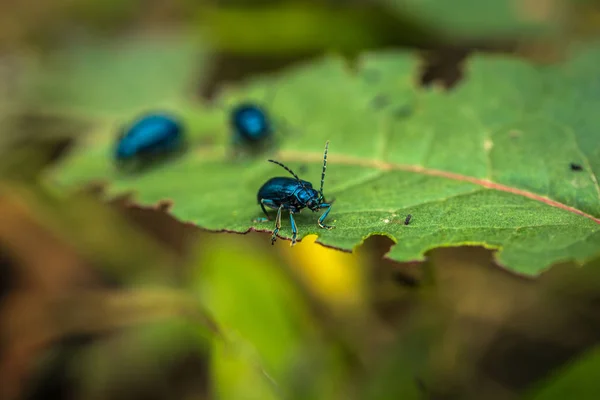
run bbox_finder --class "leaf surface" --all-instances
[50,43,600,276]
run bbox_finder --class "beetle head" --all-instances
[306,191,324,211]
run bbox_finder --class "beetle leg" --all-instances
[271,205,283,245]
[260,199,271,218]
[317,203,334,230]
[253,199,273,223]
[289,211,298,246]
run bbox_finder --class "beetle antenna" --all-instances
[319,140,329,197]
[268,159,307,188]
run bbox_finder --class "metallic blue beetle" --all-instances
[115,113,184,164]
[230,103,273,145]
[256,141,334,246]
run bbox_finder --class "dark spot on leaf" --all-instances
[298,164,308,174]
[394,104,413,119]
[370,94,389,109]
[570,162,583,171]
[404,214,412,225]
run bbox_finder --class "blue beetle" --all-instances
[115,113,185,165]
[256,141,334,246]
[230,103,273,145]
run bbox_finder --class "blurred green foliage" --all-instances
[49,35,600,276]
[195,2,432,55]
[383,0,563,38]
[3,1,600,400]
[22,33,207,117]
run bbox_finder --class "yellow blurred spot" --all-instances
[278,235,365,308]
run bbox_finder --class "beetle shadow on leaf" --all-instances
[229,137,279,162]
[114,145,189,177]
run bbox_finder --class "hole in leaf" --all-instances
[200,52,315,100]
[420,46,471,89]
[420,42,517,89]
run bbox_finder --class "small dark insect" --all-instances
[115,112,184,165]
[570,162,583,171]
[256,141,334,246]
[230,103,273,145]
[404,214,412,225]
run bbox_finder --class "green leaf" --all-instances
[382,0,563,38]
[50,42,600,276]
[23,32,207,117]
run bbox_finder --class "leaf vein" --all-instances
[276,150,600,224]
